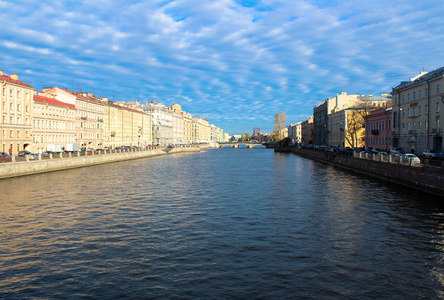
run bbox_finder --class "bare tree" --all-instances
[273,111,287,142]
[344,103,373,149]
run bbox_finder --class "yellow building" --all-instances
[192,116,210,143]
[33,94,76,153]
[0,71,34,154]
[102,99,152,148]
[183,112,193,143]
[328,94,392,148]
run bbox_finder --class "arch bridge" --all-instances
[218,141,265,148]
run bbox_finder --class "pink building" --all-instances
[364,107,392,151]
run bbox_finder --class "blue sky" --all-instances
[1,0,444,134]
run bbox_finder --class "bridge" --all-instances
[217,141,265,148]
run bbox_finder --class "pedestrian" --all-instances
[8,148,11,156]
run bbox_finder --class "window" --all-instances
[408,94,410,102]
[412,107,416,116]
[437,85,440,95]
[26,105,29,113]
[408,108,410,117]
[437,102,440,112]
[17,130,20,138]
[10,89,13,97]
[413,92,416,100]
[26,118,29,125]
[394,96,398,105]
[419,121,421,130]
[10,103,13,111]
[419,106,422,115]
[425,121,428,130]
[2,87,5,96]
[402,123,405,132]
[17,104,20,112]
[419,90,422,98]
[2,102,5,110]
[10,117,13,124]
[425,105,428,114]
[402,95,405,103]
[26,93,29,100]
[2,130,5,138]
[402,110,405,118]
[426,88,429,97]
[17,90,20,99]
[10,130,13,138]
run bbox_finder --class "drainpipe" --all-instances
[427,80,430,149]
[1,79,6,152]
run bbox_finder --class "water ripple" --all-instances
[1,149,444,299]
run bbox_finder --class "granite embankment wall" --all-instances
[0,147,200,179]
[282,147,444,197]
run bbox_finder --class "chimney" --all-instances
[0,70,3,76]
[11,74,18,80]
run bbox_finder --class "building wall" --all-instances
[0,72,34,154]
[301,117,313,145]
[364,108,392,151]
[193,117,210,143]
[33,94,76,153]
[392,68,444,154]
[39,87,105,150]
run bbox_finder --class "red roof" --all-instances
[0,74,33,88]
[34,94,75,108]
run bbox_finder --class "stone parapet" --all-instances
[277,147,444,197]
[0,147,200,180]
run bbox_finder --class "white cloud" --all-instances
[0,0,443,133]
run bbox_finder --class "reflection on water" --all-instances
[1,149,444,299]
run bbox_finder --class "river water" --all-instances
[1,147,444,299]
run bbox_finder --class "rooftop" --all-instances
[392,66,444,92]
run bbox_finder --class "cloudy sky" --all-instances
[1,0,444,134]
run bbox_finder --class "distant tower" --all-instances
[253,127,260,136]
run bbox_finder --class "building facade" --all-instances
[141,101,172,146]
[33,94,76,153]
[301,117,313,145]
[391,68,444,154]
[313,92,360,145]
[40,87,105,150]
[0,71,34,154]
[192,116,210,143]
[364,107,392,151]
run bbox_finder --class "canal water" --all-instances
[1,147,444,299]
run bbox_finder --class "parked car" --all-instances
[401,153,421,165]
[18,150,31,156]
[28,153,38,160]
[390,147,402,154]
[437,152,444,160]
[0,153,11,162]
[422,150,437,159]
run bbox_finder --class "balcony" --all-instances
[371,129,379,135]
